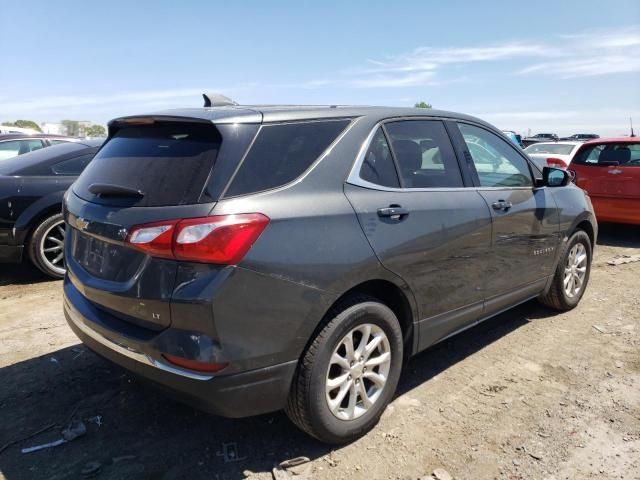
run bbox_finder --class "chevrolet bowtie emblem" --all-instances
[76,217,89,231]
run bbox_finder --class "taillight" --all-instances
[547,157,568,169]
[126,213,269,264]
[161,353,228,373]
[127,220,178,259]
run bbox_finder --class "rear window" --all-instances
[74,123,221,206]
[51,153,94,175]
[223,119,350,197]
[573,143,640,166]
[525,143,576,155]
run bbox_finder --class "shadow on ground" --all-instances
[0,262,53,287]
[0,300,553,480]
[596,222,640,248]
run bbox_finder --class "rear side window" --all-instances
[51,153,94,175]
[0,139,44,160]
[385,120,463,188]
[359,127,400,188]
[573,143,640,166]
[74,123,221,206]
[224,120,350,197]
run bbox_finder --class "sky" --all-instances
[1,0,639,136]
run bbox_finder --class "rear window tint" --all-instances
[359,127,400,188]
[74,123,221,206]
[224,120,350,197]
[51,153,94,175]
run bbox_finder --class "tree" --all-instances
[414,101,432,109]
[61,120,80,137]
[84,124,107,137]
[1,120,42,132]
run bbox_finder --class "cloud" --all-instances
[518,56,640,78]
[0,88,213,115]
[352,26,640,85]
[517,27,640,78]
[348,70,438,88]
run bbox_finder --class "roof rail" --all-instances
[202,93,238,108]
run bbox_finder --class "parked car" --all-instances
[570,137,640,225]
[63,102,597,444]
[0,139,103,277]
[522,133,559,148]
[0,133,81,161]
[502,130,523,148]
[524,141,582,169]
[559,133,599,141]
[0,125,40,135]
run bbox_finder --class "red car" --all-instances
[570,137,640,225]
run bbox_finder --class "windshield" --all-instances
[525,143,575,155]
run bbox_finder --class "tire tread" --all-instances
[285,294,379,442]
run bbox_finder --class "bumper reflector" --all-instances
[162,354,228,374]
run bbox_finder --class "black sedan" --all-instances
[0,139,102,278]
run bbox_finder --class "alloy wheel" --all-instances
[39,220,66,276]
[325,324,391,421]
[564,242,587,298]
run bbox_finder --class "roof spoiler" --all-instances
[203,93,238,108]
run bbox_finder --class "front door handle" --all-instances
[377,206,409,220]
[492,200,513,211]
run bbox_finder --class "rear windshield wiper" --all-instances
[88,183,145,198]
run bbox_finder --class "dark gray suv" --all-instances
[63,102,597,444]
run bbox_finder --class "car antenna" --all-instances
[631,117,635,137]
[203,93,239,108]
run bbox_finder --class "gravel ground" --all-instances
[0,223,638,480]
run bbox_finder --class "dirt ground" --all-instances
[0,223,638,480]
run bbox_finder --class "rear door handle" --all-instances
[377,206,409,220]
[491,200,512,211]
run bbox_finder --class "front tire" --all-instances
[539,230,592,311]
[285,295,403,444]
[28,213,66,279]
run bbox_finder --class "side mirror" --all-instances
[542,166,571,187]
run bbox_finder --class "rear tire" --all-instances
[538,230,591,311]
[285,295,403,444]
[28,213,66,279]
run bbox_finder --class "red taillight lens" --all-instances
[126,220,178,259]
[173,213,269,264]
[547,157,568,169]
[162,354,228,373]
[126,213,269,264]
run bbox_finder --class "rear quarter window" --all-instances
[223,119,351,197]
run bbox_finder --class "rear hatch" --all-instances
[65,119,256,330]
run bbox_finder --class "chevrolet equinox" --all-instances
[63,98,597,443]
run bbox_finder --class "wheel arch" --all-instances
[573,218,595,248]
[14,191,65,246]
[19,203,63,247]
[319,279,418,361]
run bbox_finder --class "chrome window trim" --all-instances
[347,116,468,192]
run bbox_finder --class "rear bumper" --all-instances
[63,278,297,418]
[0,244,23,263]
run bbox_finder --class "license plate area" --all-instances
[71,229,144,282]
